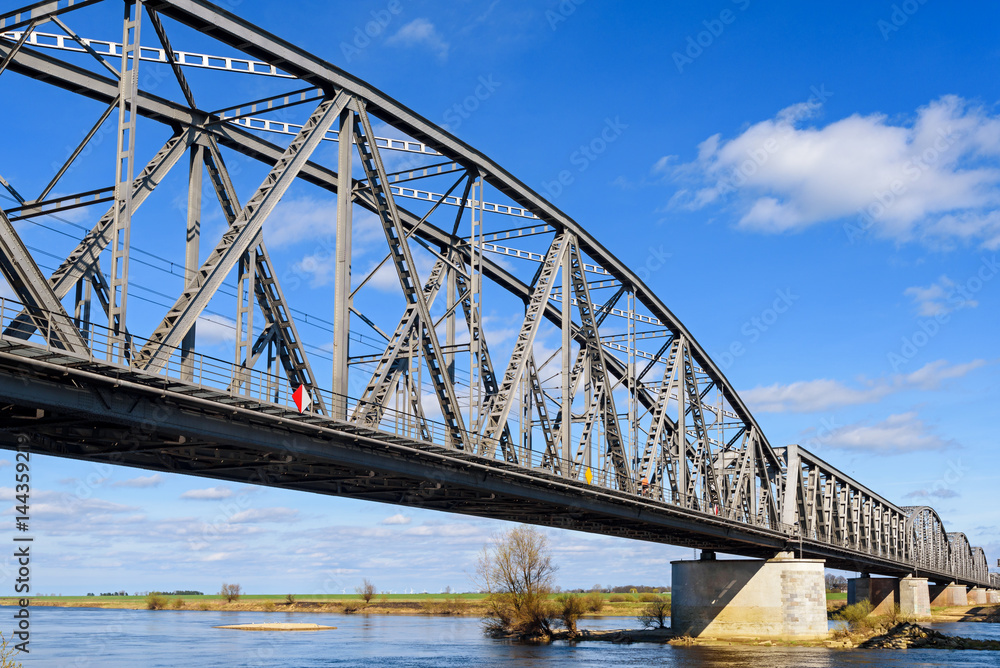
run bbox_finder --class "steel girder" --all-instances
[0,0,994,589]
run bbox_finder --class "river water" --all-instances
[13,606,1000,667]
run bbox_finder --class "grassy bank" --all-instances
[0,592,670,617]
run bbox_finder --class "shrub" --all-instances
[220,583,241,603]
[835,600,876,631]
[170,597,185,609]
[285,594,296,605]
[145,592,168,610]
[197,602,211,611]
[583,591,605,613]
[557,595,588,636]
[608,594,627,603]
[636,600,670,629]
[638,593,662,603]
[262,601,276,612]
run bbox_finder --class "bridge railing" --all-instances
[0,297,813,540]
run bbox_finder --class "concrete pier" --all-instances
[968,588,988,605]
[986,590,1000,604]
[898,577,930,618]
[928,583,967,607]
[848,576,897,614]
[671,552,827,639]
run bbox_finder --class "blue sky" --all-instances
[1,0,999,595]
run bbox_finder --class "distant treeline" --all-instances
[91,590,204,596]
[558,585,671,594]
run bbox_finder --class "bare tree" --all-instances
[220,583,241,603]
[636,599,669,629]
[475,525,558,638]
[356,578,376,604]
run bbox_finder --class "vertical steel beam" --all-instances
[107,0,143,362]
[180,143,202,380]
[331,107,353,419]
[560,238,571,476]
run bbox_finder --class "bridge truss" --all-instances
[0,0,993,588]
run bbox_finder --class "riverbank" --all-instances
[0,593,665,618]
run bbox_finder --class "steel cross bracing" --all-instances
[0,0,993,588]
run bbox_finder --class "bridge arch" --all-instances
[903,506,950,574]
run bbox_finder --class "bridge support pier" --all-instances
[670,551,828,639]
[968,588,988,604]
[848,576,930,618]
[898,577,930,618]
[847,576,897,615]
[929,583,967,607]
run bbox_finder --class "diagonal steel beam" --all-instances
[145,7,195,109]
[201,138,327,415]
[352,103,467,448]
[480,232,568,456]
[0,209,88,354]
[136,92,351,371]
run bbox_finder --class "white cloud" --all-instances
[380,513,411,525]
[742,359,986,413]
[821,412,954,454]
[904,275,978,316]
[672,96,1000,247]
[386,18,450,61]
[181,486,233,500]
[905,488,960,500]
[112,474,163,489]
[228,507,299,524]
[195,314,235,347]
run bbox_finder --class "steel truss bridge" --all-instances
[0,0,994,589]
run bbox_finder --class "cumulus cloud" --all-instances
[820,412,954,454]
[181,486,233,500]
[905,488,960,500]
[742,359,986,413]
[904,275,978,316]
[380,513,411,525]
[386,18,449,61]
[671,96,1000,248]
[195,314,235,347]
[228,507,299,524]
[112,474,163,489]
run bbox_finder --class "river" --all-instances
[12,607,1000,667]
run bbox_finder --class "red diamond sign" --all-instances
[292,385,312,413]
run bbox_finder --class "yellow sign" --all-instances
[585,467,593,484]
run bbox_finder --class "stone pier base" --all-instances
[898,577,930,618]
[929,583,967,607]
[848,577,897,615]
[670,553,827,639]
[969,588,987,605]
[986,590,1000,604]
